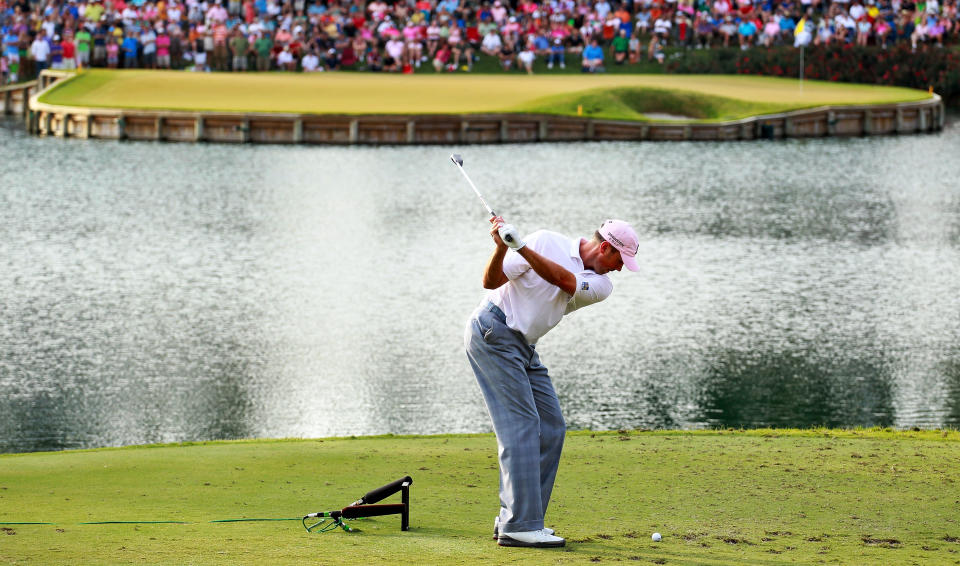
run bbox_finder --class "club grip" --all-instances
[341,504,407,519]
[358,476,412,505]
[305,510,341,519]
[492,215,514,243]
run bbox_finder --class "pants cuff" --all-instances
[500,519,544,534]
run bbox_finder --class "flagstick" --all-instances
[800,45,805,94]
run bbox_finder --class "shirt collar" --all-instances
[570,237,584,267]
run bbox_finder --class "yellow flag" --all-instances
[795,16,806,36]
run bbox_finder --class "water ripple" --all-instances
[2,116,960,452]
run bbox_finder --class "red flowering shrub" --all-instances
[666,45,960,103]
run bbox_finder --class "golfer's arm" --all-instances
[517,246,576,296]
[482,246,509,289]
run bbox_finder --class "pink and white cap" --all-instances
[599,219,640,272]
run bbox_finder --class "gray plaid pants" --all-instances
[465,302,565,533]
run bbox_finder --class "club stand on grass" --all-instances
[303,476,412,533]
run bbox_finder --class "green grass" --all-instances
[37,69,931,122]
[2,429,960,565]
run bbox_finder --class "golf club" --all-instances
[449,154,514,243]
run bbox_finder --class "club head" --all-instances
[450,154,463,167]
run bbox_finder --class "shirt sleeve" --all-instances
[502,246,532,280]
[501,231,542,280]
[565,272,612,314]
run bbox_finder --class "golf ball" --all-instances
[652,532,662,542]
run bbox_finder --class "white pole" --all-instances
[800,46,804,94]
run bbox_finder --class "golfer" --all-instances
[465,217,640,548]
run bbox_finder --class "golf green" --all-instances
[38,70,932,122]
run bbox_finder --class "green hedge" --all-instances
[666,44,960,103]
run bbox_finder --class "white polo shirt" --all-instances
[487,230,613,345]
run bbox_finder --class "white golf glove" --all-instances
[498,224,526,250]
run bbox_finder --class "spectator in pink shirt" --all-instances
[491,0,508,24]
[384,34,404,71]
[156,26,171,68]
[402,19,423,68]
[106,36,119,69]
[274,26,292,45]
[432,38,452,71]
[928,15,946,47]
[206,0,228,24]
[761,14,780,46]
[368,0,389,22]
[875,17,892,48]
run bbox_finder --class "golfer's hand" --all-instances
[489,216,525,250]
[498,224,525,251]
[489,216,507,249]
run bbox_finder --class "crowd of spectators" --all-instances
[2,0,959,83]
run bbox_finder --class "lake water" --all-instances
[2,116,959,453]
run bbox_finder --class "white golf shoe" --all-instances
[493,516,553,539]
[498,528,565,548]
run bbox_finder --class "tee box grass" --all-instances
[2,429,959,565]
[38,70,932,123]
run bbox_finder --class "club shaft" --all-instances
[453,162,496,217]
